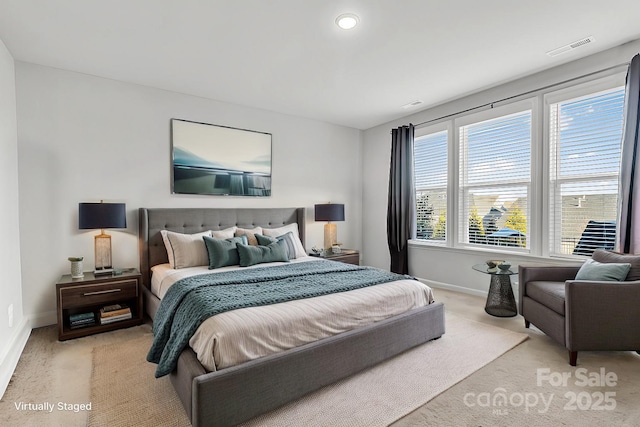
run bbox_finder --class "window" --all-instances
[411,72,625,260]
[414,128,448,242]
[548,85,625,256]
[458,106,532,250]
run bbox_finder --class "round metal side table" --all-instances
[472,264,518,317]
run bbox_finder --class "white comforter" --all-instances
[151,257,434,371]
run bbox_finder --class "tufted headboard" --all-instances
[138,207,306,288]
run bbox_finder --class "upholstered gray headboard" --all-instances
[138,207,306,288]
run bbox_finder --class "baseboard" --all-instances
[29,310,57,329]
[0,317,31,399]
[415,277,520,302]
[415,277,488,297]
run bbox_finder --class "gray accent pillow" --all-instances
[575,258,632,281]
[203,235,248,269]
[255,233,296,260]
[262,224,306,258]
[592,249,640,281]
[237,241,289,267]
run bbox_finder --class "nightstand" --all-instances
[310,249,360,265]
[56,269,143,340]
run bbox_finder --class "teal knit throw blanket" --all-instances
[147,260,408,377]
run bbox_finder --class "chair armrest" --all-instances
[565,280,640,351]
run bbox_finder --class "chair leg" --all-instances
[569,351,577,366]
[524,319,530,328]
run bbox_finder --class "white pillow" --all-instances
[262,224,306,258]
[160,230,212,269]
[211,226,237,240]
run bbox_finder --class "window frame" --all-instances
[455,99,537,253]
[543,74,626,258]
[410,72,625,261]
[413,121,452,246]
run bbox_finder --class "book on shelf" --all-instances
[99,312,132,325]
[70,321,95,329]
[100,304,131,318]
[69,311,95,329]
[69,312,94,323]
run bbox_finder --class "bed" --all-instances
[139,207,445,426]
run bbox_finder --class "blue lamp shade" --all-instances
[314,204,345,222]
[78,202,126,274]
[79,203,127,230]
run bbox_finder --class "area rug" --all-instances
[88,314,527,426]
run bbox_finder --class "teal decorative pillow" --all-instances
[237,241,289,267]
[255,233,277,246]
[592,249,640,281]
[575,259,632,281]
[203,235,248,269]
[255,232,296,260]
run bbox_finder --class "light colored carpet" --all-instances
[88,335,189,426]
[5,288,639,426]
[87,314,527,426]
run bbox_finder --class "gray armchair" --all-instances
[519,251,640,366]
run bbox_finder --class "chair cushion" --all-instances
[526,281,566,316]
[592,249,640,281]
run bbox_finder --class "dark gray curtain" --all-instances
[617,54,640,254]
[387,124,415,274]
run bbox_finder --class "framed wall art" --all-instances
[171,118,272,196]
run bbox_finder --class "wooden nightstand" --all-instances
[56,269,143,340]
[310,249,360,265]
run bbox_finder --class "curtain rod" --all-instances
[397,62,630,131]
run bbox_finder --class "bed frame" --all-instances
[139,207,445,427]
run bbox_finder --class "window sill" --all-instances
[408,239,583,264]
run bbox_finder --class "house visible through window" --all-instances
[459,108,531,249]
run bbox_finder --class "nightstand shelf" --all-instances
[56,269,143,340]
[310,249,360,265]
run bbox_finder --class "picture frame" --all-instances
[171,118,272,196]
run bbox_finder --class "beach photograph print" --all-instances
[171,119,272,196]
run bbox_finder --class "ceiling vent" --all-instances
[546,36,595,57]
[401,100,424,109]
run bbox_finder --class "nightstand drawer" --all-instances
[59,279,138,308]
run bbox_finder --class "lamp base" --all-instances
[94,232,113,272]
[324,223,337,250]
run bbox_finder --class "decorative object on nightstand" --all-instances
[56,269,143,340]
[68,256,84,278]
[314,203,345,250]
[79,201,127,275]
[309,249,360,265]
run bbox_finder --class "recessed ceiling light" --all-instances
[335,13,359,30]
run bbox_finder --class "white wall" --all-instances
[15,62,362,327]
[0,39,29,399]
[362,39,640,294]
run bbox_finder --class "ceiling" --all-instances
[1,1,640,130]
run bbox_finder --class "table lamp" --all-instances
[314,203,345,250]
[79,201,127,274]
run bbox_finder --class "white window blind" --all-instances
[549,87,625,256]
[414,130,448,242]
[459,110,531,248]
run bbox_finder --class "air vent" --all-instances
[401,100,424,109]
[546,36,595,57]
